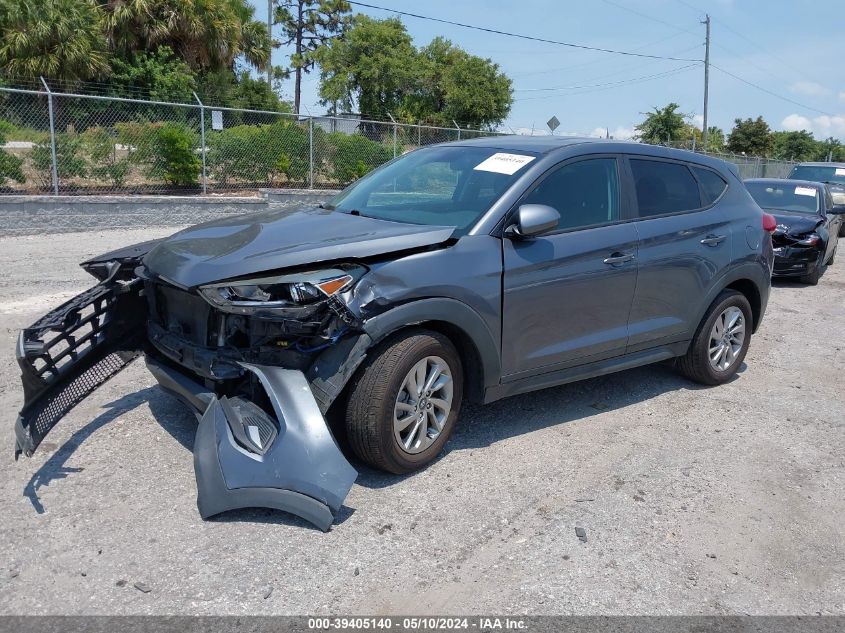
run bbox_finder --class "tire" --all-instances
[345,329,463,474]
[676,290,753,386]
[800,253,825,285]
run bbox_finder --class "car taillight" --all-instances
[762,213,777,233]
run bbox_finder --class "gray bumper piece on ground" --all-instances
[146,358,358,531]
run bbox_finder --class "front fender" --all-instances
[360,298,501,390]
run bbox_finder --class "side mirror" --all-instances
[505,204,560,239]
[830,204,845,215]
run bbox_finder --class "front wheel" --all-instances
[676,290,752,385]
[345,329,463,474]
[800,253,825,285]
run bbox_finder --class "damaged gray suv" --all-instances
[14,137,774,530]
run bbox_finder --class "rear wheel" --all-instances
[677,290,752,385]
[345,330,463,474]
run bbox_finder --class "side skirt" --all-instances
[483,341,689,404]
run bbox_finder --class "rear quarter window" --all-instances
[692,167,728,205]
[630,158,702,217]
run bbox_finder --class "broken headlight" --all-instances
[796,233,821,246]
[198,265,366,314]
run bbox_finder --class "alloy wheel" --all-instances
[393,355,454,454]
[708,306,745,372]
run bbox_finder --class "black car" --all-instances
[745,178,843,284]
[787,162,845,237]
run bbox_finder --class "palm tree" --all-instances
[103,0,269,73]
[0,0,110,82]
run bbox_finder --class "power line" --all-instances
[347,1,702,62]
[670,0,829,85]
[515,53,701,91]
[514,63,701,101]
[518,36,697,78]
[599,0,698,37]
[709,64,833,116]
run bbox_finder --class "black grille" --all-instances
[772,233,792,248]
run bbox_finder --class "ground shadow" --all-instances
[25,356,742,524]
[771,278,811,289]
[23,387,158,513]
[354,360,744,490]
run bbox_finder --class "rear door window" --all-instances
[630,158,703,217]
[692,167,728,205]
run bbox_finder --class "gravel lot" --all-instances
[0,225,842,615]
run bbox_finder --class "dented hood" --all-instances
[769,211,823,236]
[143,206,455,288]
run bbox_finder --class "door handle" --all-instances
[603,252,635,265]
[700,234,727,246]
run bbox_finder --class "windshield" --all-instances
[788,165,845,186]
[326,146,538,234]
[745,181,819,214]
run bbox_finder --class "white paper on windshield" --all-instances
[474,153,535,175]
[794,186,816,197]
[836,168,845,176]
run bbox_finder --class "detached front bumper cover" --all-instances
[15,270,358,532]
[151,358,357,531]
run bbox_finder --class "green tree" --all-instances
[726,116,773,156]
[109,46,196,101]
[0,0,110,82]
[103,0,270,74]
[634,103,689,144]
[274,0,350,114]
[323,131,391,183]
[813,137,845,162]
[196,70,292,113]
[0,121,25,187]
[677,123,702,147]
[402,37,512,129]
[32,133,87,189]
[82,126,131,188]
[316,15,418,119]
[705,126,725,152]
[771,130,817,161]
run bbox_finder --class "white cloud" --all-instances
[839,91,845,103]
[781,113,813,131]
[691,114,704,127]
[811,115,845,138]
[789,81,831,97]
[589,126,635,140]
[781,113,845,138]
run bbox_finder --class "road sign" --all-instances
[547,116,560,133]
[211,110,223,131]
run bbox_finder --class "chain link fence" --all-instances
[662,140,797,179]
[0,81,503,195]
[0,80,799,196]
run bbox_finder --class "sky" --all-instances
[254,0,845,140]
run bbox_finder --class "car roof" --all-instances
[447,135,613,153]
[443,135,734,171]
[745,178,825,189]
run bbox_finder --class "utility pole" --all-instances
[267,0,273,84]
[701,14,711,152]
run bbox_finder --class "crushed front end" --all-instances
[771,225,825,277]
[14,245,366,531]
